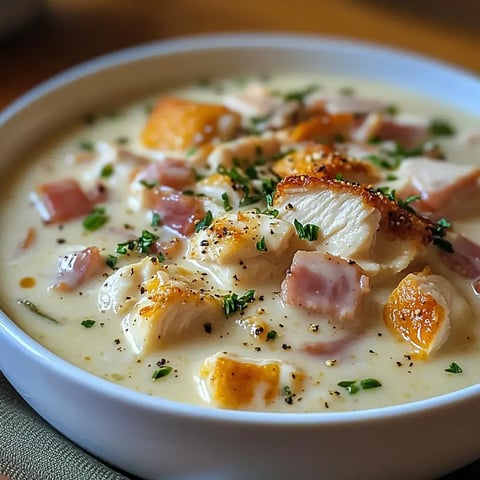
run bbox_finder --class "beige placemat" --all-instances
[0,372,131,480]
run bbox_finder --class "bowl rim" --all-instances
[1,32,480,427]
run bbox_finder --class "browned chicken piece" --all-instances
[274,175,433,279]
[272,144,380,184]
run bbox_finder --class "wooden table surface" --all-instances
[1,1,479,479]
[1,0,480,109]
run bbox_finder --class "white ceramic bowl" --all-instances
[1,34,480,480]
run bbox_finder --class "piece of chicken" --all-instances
[274,175,433,280]
[198,352,304,410]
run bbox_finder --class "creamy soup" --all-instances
[1,74,480,413]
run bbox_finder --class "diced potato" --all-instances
[141,97,241,151]
[199,352,303,410]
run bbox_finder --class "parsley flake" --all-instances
[152,366,173,380]
[100,164,114,178]
[116,230,159,255]
[221,192,233,212]
[223,290,256,317]
[195,210,213,232]
[256,236,267,251]
[81,319,95,328]
[445,362,463,374]
[151,212,161,227]
[83,207,109,231]
[294,219,319,241]
[430,119,456,137]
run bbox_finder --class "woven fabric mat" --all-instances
[0,372,131,480]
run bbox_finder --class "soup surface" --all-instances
[1,74,480,412]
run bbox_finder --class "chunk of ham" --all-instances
[281,251,370,322]
[274,176,433,280]
[32,178,94,224]
[143,188,205,236]
[438,233,480,280]
[353,113,429,148]
[133,158,195,191]
[52,246,104,292]
[396,158,480,215]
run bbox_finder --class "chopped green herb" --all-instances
[223,290,256,317]
[100,164,114,178]
[294,219,319,241]
[182,190,205,197]
[114,136,129,145]
[239,189,262,207]
[272,148,296,161]
[266,330,277,341]
[257,207,279,218]
[151,212,161,227]
[79,140,95,152]
[139,179,159,189]
[282,385,292,396]
[152,366,173,380]
[432,218,454,253]
[186,147,198,157]
[335,173,344,180]
[339,86,354,96]
[81,319,95,328]
[338,378,382,394]
[157,252,166,263]
[445,362,463,374]
[106,254,117,269]
[116,230,159,255]
[337,380,360,394]
[397,195,420,213]
[195,210,213,232]
[359,378,382,389]
[284,84,319,104]
[221,192,233,212]
[18,299,59,324]
[364,154,401,171]
[83,207,109,231]
[245,166,259,180]
[385,104,399,115]
[386,174,398,181]
[256,236,267,251]
[430,119,456,137]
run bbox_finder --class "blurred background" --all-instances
[1,0,480,108]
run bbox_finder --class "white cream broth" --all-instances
[1,74,480,412]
